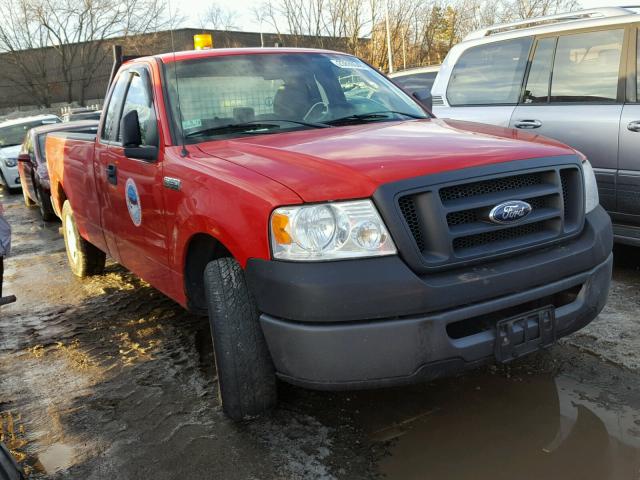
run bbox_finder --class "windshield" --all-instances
[165,53,428,142]
[0,118,60,147]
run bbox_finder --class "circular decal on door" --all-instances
[125,178,142,227]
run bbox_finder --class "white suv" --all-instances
[0,114,60,192]
[431,7,640,245]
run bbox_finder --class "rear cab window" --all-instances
[447,37,533,105]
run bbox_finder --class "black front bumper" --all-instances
[245,207,613,389]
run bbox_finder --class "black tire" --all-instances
[61,200,106,277]
[0,442,25,480]
[21,181,35,207]
[36,185,56,221]
[203,257,277,420]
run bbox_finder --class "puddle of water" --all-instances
[36,443,75,474]
[364,373,640,480]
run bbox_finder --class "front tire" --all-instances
[61,200,105,277]
[203,257,277,420]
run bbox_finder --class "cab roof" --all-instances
[152,47,350,64]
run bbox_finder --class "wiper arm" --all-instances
[325,110,425,126]
[185,123,281,138]
[185,119,329,138]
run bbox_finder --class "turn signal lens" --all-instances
[271,213,292,245]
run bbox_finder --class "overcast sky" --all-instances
[176,0,633,32]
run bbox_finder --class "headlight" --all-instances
[582,159,599,213]
[3,158,16,168]
[270,200,397,261]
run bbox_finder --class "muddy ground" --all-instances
[0,188,639,480]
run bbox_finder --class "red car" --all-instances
[18,121,98,220]
[47,47,612,420]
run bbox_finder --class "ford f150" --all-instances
[46,47,613,420]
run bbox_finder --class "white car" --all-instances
[0,114,60,192]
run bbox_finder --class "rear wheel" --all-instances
[203,257,277,420]
[61,200,105,277]
[36,185,56,221]
[22,183,35,207]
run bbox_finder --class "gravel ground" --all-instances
[1,189,639,479]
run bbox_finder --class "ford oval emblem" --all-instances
[489,200,532,225]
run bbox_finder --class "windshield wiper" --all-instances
[185,119,329,138]
[325,110,425,126]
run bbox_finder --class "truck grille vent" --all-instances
[560,169,570,208]
[395,165,583,270]
[439,172,544,202]
[398,196,425,251]
[452,222,545,250]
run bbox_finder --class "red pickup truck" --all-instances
[47,47,613,420]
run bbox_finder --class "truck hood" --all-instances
[196,118,578,203]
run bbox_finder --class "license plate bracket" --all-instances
[494,305,556,363]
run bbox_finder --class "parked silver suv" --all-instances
[431,7,640,245]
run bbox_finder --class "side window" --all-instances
[393,72,438,93]
[550,29,623,103]
[523,37,556,104]
[447,37,533,106]
[119,72,155,146]
[102,73,130,142]
[637,29,639,99]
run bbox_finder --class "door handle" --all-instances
[628,121,640,132]
[514,120,542,129]
[106,164,117,185]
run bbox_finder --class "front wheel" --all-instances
[203,257,277,420]
[61,200,105,277]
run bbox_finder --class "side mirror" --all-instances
[17,153,30,163]
[120,109,157,161]
[412,89,433,112]
[120,109,142,147]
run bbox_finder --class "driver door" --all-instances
[97,67,169,286]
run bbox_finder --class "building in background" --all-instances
[0,28,358,115]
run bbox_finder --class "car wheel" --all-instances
[61,200,106,277]
[21,182,35,207]
[36,185,56,221]
[203,256,277,420]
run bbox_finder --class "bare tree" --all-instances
[0,0,54,106]
[200,3,238,30]
[0,0,171,107]
[31,0,170,105]
[502,0,579,21]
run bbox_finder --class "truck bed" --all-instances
[46,131,106,254]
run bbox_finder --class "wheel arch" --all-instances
[53,182,67,218]
[183,232,234,314]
